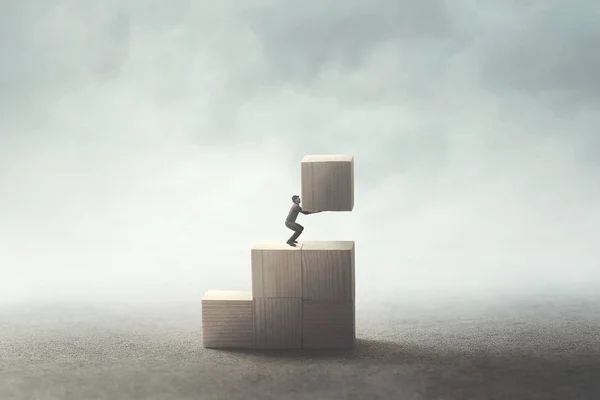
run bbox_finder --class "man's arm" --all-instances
[301,208,322,215]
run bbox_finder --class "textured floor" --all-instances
[1,295,599,400]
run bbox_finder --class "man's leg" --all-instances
[290,223,304,242]
[285,221,304,244]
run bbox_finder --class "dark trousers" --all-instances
[285,220,304,242]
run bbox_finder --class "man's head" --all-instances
[291,195,301,204]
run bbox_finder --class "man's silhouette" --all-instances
[285,195,321,247]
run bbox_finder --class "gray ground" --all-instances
[1,294,599,400]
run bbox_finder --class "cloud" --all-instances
[475,1,600,101]
[242,0,454,82]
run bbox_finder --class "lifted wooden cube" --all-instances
[301,154,354,212]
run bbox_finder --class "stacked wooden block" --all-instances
[201,291,254,349]
[202,154,355,350]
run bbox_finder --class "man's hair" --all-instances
[291,195,299,201]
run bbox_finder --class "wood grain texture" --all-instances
[254,298,302,349]
[301,161,314,211]
[301,241,355,301]
[303,301,355,349]
[300,154,354,212]
[202,291,253,349]
[251,242,303,298]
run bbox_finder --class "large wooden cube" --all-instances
[251,241,303,298]
[301,154,354,212]
[301,241,355,301]
[201,291,254,349]
[303,301,355,349]
[254,298,302,349]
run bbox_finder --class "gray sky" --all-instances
[1,0,599,307]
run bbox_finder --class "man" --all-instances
[285,195,321,247]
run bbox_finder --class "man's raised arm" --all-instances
[301,208,322,215]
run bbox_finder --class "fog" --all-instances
[1,0,599,309]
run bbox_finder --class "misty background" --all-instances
[1,0,599,311]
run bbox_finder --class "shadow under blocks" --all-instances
[201,154,355,350]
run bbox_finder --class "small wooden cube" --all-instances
[301,241,355,301]
[254,298,302,349]
[301,154,354,212]
[201,291,254,349]
[303,301,355,349]
[251,241,303,298]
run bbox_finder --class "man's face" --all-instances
[296,197,301,204]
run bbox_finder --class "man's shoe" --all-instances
[286,241,296,247]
